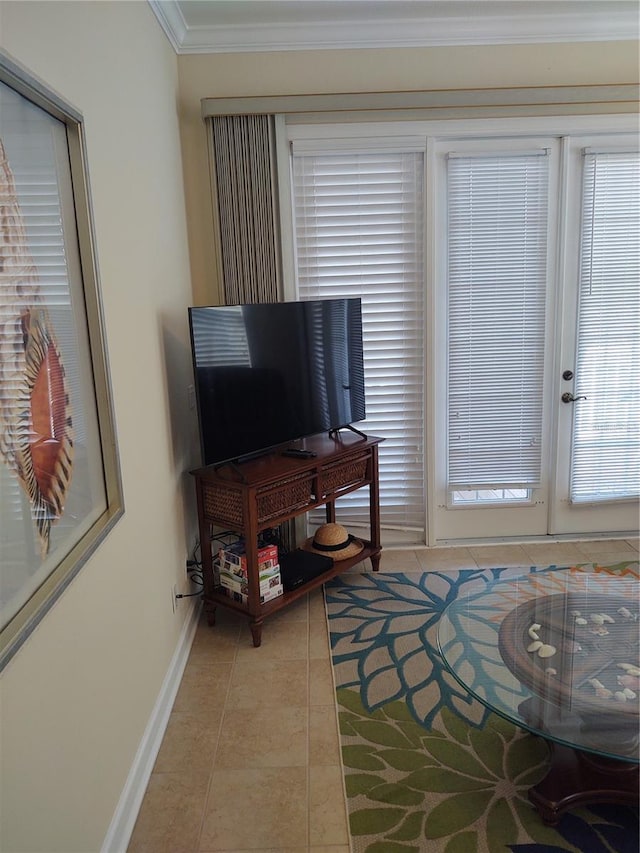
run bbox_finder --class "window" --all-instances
[291,148,426,537]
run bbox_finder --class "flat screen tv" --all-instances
[188,299,366,467]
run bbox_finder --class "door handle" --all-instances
[561,392,587,403]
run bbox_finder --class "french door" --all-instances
[434,133,640,541]
[551,139,640,534]
[285,118,639,544]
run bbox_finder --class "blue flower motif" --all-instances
[325,566,545,729]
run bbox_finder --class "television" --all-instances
[188,299,366,467]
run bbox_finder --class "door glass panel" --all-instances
[570,151,640,503]
[446,151,550,500]
[451,488,531,505]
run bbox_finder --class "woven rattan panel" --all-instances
[320,453,369,497]
[256,472,315,524]
[202,482,243,528]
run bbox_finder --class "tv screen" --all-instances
[188,299,366,467]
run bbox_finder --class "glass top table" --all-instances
[437,567,639,824]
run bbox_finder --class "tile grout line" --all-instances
[323,583,354,853]
[195,615,240,853]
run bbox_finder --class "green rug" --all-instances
[324,562,640,853]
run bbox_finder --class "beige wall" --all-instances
[178,40,639,304]
[0,2,199,851]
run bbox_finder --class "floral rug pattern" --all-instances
[324,563,640,853]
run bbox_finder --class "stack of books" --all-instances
[214,541,283,605]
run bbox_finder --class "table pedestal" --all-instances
[519,697,639,825]
[529,741,639,825]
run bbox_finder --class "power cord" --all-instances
[176,568,204,600]
[179,541,205,599]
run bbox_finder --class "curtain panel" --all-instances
[208,114,281,305]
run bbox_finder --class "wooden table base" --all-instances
[528,741,639,825]
[519,697,639,825]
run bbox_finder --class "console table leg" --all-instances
[370,553,381,572]
[249,619,263,647]
[204,604,217,627]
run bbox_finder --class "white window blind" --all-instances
[190,306,250,367]
[292,150,425,534]
[447,151,549,490]
[570,150,640,502]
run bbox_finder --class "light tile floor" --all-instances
[127,538,639,852]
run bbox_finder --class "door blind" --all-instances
[571,150,640,502]
[447,151,549,490]
[292,151,425,534]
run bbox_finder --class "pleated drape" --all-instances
[209,114,281,305]
[208,114,299,549]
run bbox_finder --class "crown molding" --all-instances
[148,0,187,52]
[149,1,640,55]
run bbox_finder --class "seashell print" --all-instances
[595,686,613,699]
[617,674,640,690]
[0,137,74,556]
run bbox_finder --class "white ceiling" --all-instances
[149,0,640,54]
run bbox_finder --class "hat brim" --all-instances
[302,534,364,562]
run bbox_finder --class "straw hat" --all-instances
[303,522,364,561]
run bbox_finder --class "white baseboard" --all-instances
[101,601,201,853]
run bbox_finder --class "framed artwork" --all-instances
[0,53,123,670]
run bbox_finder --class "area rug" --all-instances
[324,562,640,853]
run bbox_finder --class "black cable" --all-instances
[210,532,241,553]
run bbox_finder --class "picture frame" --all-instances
[0,52,123,670]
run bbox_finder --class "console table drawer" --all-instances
[201,482,243,527]
[320,452,369,497]
[202,471,316,529]
[256,472,315,524]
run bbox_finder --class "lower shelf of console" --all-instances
[205,542,381,646]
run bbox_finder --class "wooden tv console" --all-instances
[191,431,384,646]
